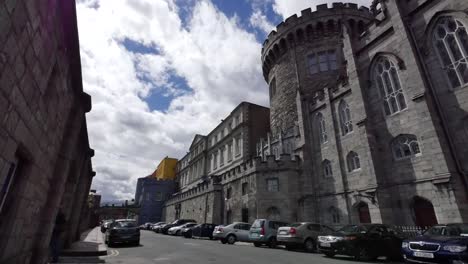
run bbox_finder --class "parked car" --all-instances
[317,224,404,261]
[277,222,335,252]
[101,220,113,233]
[142,222,154,230]
[150,222,165,231]
[249,219,289,248]
[105,219,140,247]
[161,219,196,234]
[189,223,218,239]
[402,223,468,263]
[168,223,198,236]
[153,222,168,233]
[213,222,252,244]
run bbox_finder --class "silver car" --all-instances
[277,222,335,252]
[213,222,251,244]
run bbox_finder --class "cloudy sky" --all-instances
[76,0,372,203]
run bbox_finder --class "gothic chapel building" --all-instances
[260,0,468,226]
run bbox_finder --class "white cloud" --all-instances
[249,10,275,34]
[77,0,268,201]
[271,0,373,19]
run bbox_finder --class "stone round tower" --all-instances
[261,2,373,135]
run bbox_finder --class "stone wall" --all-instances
[0,1,94,263]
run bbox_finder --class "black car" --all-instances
[105,219,140,247]
[161,219,196,234]
[317,224,405,261]
[402,223,468,263]
[185,223,218,239]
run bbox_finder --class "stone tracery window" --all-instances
[346,151,360,172]
[339,100,353,136]
[315,112,328,144]
[322,159,333,178]
[433,17,468,88]
[392,134,421,160]
[374,57,407,115]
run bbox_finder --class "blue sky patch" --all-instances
[121,38,161,55]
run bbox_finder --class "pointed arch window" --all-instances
[374,57,407,115]
[323,159,333,178]
[315,112,328,144]
[329,207,340,224]
[433,17,468,88]
[347,151,360,172]
[392,134,421,160]
[339,100,353,135]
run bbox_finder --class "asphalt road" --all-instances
[58,230,404,264]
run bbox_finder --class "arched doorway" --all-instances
[413,196,438,227]
[266,207,281,220]
[357,202,371,223]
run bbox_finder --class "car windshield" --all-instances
[425,224,468,236]
[116,221,137,228]
[289,223,303,227]
[338,225,368,233]
[252,220,264,228]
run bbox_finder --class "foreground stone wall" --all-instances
[0,1,94,263]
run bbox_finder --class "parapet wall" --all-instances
[261,2,373,80]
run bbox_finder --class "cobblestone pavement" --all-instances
[57,230,404,264]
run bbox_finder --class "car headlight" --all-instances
[401,242,409,248]
[443,245,467,253]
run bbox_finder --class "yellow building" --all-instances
[152,157,178,180]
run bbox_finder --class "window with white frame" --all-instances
[266,178,279,192]
[433,17,468,88]
[315,112,328,144]
[374,57,407,115]
[339,100,353,136]
[323,159,333,178]
[227,143,233,161]
[346,151,360,172]
[392,134,421,160]
[213,153,217,169]
[235,137,241,156]
[220,147,225,166]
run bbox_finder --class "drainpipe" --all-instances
[404,18,468,197]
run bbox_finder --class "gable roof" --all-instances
[189,134,206,149]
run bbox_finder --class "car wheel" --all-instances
[254,242,262,247]
[268,237,277,248]
[176,230,181,236]
[108,240,114,247]
[227,235,236,245]
[354,246,376,261]
[209,235,213,240]
[304,238,316,253]
[324,252,335,258]
[134,240,140,246]
[221,238,227,244]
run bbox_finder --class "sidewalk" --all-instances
[61,227,108,257]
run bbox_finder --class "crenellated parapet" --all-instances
[261,2,373,81]
[219,154,301,184]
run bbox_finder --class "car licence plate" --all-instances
[279,231,287,235]
[251,233,259,237]
[320,242,331,247]
[413,252,434,258]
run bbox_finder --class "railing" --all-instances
[396,225,428,237]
